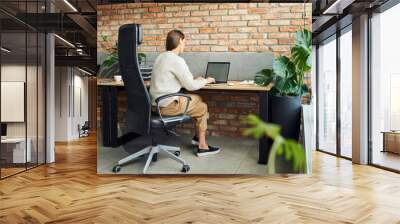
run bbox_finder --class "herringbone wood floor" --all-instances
[1,135,400,224]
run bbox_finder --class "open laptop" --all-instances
[205,62,230,84]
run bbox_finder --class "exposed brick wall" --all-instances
[97,3,312,138]
[98,3,312,57]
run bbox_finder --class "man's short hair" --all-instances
[166,30,185,51]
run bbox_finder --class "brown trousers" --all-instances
[159,94,208,132]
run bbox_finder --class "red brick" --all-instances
[111,3,127,9]
[248,8,268,14]
[280,25,301,32]
[262,14,280,19]
[229,45,248,52]
[191,46,210,51]
[218,40,237,45]
[199,27,217,33]
[191,22,210,28]
[210,10,228,16]
[291,20,306,26]
[200,40,218,45]
[237,3,249,9]
[200,4,219,10]
[291,5,307,13]
[181,28,199,34]
[241,14,260,21]
[167,18,184,23]
[270,45,291,52]
[158,24,173,29]
[204,16,221,22]
[190,34,209,40]
[185,17,203,23]
[269,32,290,38]
[269,20,291,26]
[165,6,181,12]
[211,46,228,52]
[258,26,279,32]
[279,38,295,44]
[210,34,228,40]
[218,27,238,33]
[248,21,267,26]
[157,12,173,18]
[186,40,200,45]
[133,8,148,13]
[221,15,241,21]
[238,27,257,33]
[229,33,248,39]
[250,33,267,39]
[249,46,270,52]
[227,21,248,27]
[270,7,290,13]
[148,7,164,13]
[219,4,237,9]
[191,11,209,16]
[228,9,248,15]
[173,11,190,17]
[238,39,258,45]
[143,13,157,19]
[280,13,303,19]
[182,5,199,11]
[260,39,278,45]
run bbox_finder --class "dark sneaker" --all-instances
[196,145,220,157]
[191,135,199,146]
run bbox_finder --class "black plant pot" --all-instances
[268,95,302,173]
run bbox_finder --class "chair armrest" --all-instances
[155,93,192,124]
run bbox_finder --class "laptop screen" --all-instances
[205,62,230,83]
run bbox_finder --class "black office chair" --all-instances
[112,24,191,174]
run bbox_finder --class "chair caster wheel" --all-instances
[112,166,121,173]
[152,153,158,162]
[174,151,180,156]
[181,165,190,173]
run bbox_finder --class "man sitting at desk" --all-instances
[150,30,220,157]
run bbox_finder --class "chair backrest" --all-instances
[118,24,151,135]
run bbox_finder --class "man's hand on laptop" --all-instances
[206,77,215,84]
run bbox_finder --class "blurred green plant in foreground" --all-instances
[243,114,306,174]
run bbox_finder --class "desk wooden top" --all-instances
[97,78,271,92]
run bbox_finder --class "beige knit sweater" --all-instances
[149,51,207,107]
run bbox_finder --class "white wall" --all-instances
[54,67,89,141]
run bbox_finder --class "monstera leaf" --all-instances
[255,69,275,86]
[273,56,296,79]
[292,29,312,73]
[255,29,311,97]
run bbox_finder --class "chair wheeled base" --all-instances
[112,144,190,174]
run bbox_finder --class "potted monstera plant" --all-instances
[255,29,311,172]
[98,35,146,78]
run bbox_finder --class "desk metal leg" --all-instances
[102,86,118,147]
[258,92,270,164]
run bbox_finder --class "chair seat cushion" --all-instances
[151,114,191,128]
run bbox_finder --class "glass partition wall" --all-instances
[0,1,46,179]
[317,35,337,155]
[316,26,353,159]
[370,3,400,171]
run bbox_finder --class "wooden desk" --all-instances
[97,78,271,91]
[98,78,272,164]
